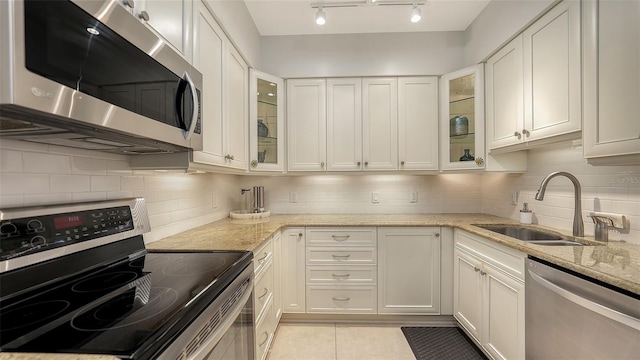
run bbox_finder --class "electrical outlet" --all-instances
[372,191,380,203]
[290,192,298,203]
[511,191,518,205]
[410,191,418,203]
[212,193,218,209]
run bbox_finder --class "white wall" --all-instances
[482,144,640,244]
[260,31,465,78]
[463,0,556,65]
[0,140,239,243]
[204,0,261,68]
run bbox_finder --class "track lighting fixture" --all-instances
[316,6,326,25]
[410,4,421,23]
[311,1,425,25]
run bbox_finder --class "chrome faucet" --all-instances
[535,171,584,237]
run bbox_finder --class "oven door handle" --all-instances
[187,281,253,360]
[528,269,640,330]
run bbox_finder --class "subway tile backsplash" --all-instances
[1,139,638,244]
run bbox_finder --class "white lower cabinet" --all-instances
[282,228,306,313]
[453,230,525,360]
[377,227,441,314]
[253,237,276,360]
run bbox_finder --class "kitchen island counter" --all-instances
[147,214,640,296]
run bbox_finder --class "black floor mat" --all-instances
[401,327,487,360]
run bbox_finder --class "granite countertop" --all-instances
[0,355,118,360]
[147,213,640,296]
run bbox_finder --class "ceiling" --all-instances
[243,0,491,36]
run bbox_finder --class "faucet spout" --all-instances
[534,171,584,237]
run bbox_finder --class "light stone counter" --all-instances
[0,355,118,360]
[147,213,640,296]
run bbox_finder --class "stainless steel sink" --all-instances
[474,225,584,246]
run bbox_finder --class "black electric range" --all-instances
[0,198,253,359]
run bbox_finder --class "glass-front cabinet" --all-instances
[440,64,485,170]
[249,70,284,172]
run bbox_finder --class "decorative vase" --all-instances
[257,119,269,137]
[258,150,266,163]
[449,115,469,136]
[459,148,475,161]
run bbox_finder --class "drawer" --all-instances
[255,297,276,360]
[254,259,274,321]
[455,229,525,280]
[306,247,377,265]
[306,265,376,284]
[306,227,376,246]
[253,237,274,276]
[306,285,377,313]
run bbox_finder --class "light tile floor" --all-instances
[267,323,417,360]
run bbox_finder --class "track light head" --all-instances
[410,5,421,23]
[316,7,326,25]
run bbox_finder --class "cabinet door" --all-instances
[453,249,483,342]
[272,231,282,322]
[282,229,306,313]
[378,227,441,314]
[135,0,192,58]
[327,78,362,171]
[249,70,284,172]
[583,0,640,160]
[523,0,581,141]
[287,79,327,171]
[362,78,398,171]
[191,2,225,166]
[483,265,525,360]
[398,77,439,171]
[224,46,248,169]
[486,36,524,150]
[440,64,485,170]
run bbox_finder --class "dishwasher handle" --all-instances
[528,269,640,331]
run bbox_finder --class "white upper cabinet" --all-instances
[120,0,192,59]
[486,36,524,150]
[362,78,398,171]
[287,79,327,172]
[249,70,285,172]
[191,1,247,170]
[522,0,581,142]
[327,78,362,171]
[487,0,581,152]
[440,64,486,170]
[583,0,640,162]
[398,77,439,171]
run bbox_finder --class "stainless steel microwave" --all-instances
[0,0,203,154]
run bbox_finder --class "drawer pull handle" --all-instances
[257,252,268,262]
[474,267,480,272]
[332,254,351,259]
[331,234,350,241]
[331,273,351,278]
[480,270,487,276]
[258,287,269,299]
[332,297,351,301]
[259,331,269,346]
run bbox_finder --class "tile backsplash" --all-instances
[0,139,239,243]
[1,139,638,244]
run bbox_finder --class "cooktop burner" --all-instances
[0,248,251,357]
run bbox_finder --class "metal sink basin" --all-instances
[475,225,584,246]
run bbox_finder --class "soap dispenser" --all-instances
[520,203,533,224]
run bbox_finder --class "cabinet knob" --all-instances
[401,161,405,166]
[514,131,522,139]
[122,0,135,8]
[225,154,235,160]
[357,161,361,166]
[251,160,258,168]
[320,162,325,168]
[138,10,150,21]
[364,161,369,166]
[435,233,440,238]
[475,157,484,166]
[522,129,530,137]
[298,233,303,238]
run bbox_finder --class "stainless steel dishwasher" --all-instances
[525,258,640,359]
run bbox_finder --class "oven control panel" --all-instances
[0,206,133,261]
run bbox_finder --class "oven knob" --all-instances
[0,222,18,238]
[27,219,44,233]
[30,235,47,247]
